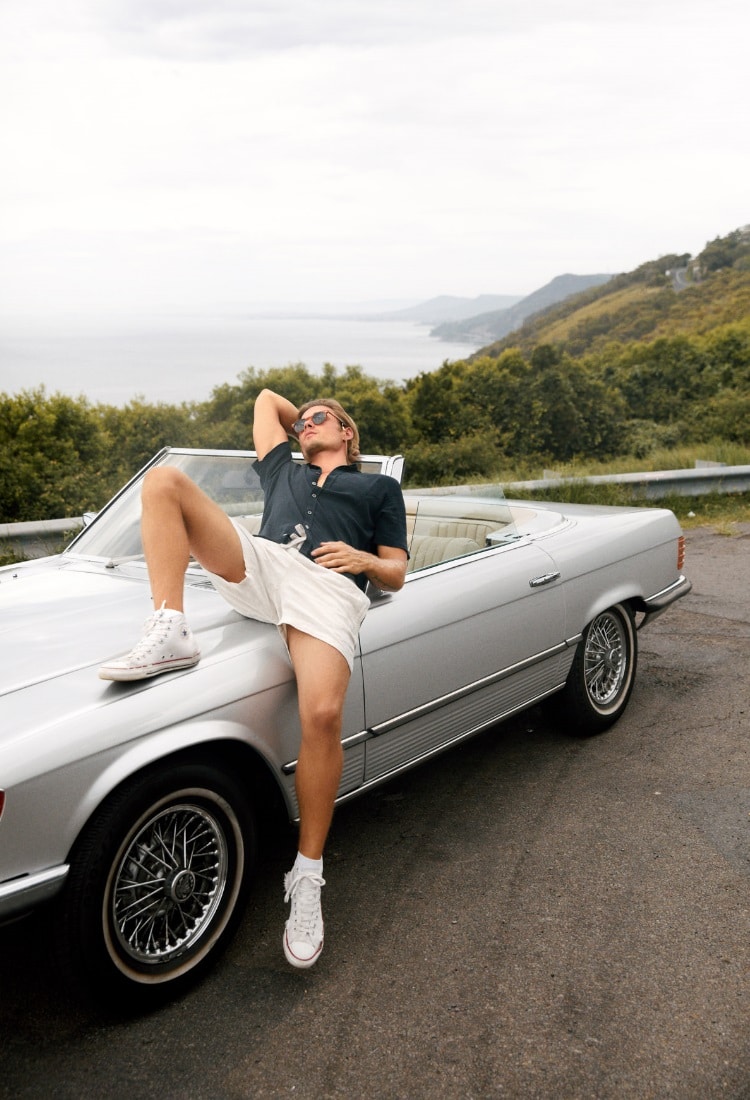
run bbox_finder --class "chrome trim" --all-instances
[333,682,568,807]
[369,642,571,737]
[0,865,69,922]
[638,575,692,629]
[281,642,571,772]
[282,728,370,775]
[643,574,692,610]
[529,571,561,588]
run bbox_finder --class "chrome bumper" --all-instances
[639,575,692,628]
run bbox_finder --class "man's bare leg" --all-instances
[282,627,351,967]
[286,626,351,857]
[140,466,246,610]
[99,467,246,680]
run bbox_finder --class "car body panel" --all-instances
[359,539,567,782]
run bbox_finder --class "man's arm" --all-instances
[253,388,299,461]
[311,543,408,592]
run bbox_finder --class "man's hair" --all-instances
[297,397,361,463]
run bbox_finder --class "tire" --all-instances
[559,603,638,736]
[52,761,256,1009]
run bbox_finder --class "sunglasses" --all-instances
[292,409,346,434]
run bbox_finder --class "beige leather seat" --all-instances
[407,534,481,572]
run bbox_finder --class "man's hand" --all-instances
[312,542,407,592]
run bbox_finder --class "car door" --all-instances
[358,535,566,784]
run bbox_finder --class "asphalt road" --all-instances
[2,525,749,1100]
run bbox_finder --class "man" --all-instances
[99,388,409,969]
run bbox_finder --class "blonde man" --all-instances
[100,389,409,968]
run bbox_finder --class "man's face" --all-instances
[295,406,348,460]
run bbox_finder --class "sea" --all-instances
[0,314,481,407]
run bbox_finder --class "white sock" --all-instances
[294,852,323,876]
[153,599,183,618]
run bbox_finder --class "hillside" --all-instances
[474,227,750,360]
[432,273,613,343]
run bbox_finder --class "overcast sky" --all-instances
[1,0,748,318]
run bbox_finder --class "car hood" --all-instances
[0,555,302,821]
[0,557,290,720]
[0,559,225,686]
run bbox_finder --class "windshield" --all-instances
[65,449,401,563]
[66,451,266,562]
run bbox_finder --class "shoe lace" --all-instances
[130,610,174,658]
[285,871,325,937]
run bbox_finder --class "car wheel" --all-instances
[560,603,637,736]
[52,761,256,1008]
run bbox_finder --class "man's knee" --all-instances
[302,699,344,739]
[142,466,193,505]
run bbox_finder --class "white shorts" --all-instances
[206,519,371,671]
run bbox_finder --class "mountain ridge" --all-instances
[431,273,614,344]
[474,226,750,360]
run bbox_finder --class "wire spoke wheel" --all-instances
[110,802,229,966]
[583,611,628,708]
[54,762,255,1006]
[559,603,637,736]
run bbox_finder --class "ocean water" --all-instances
[0,314,481,407]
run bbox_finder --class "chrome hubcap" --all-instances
[111,803,228,965]
[584,614,626,706]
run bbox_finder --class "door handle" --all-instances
[529,571,561,588]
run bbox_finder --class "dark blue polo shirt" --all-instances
[253,442,408,592]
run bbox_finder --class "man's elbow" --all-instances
[389,563,408,592]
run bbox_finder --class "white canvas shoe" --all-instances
[99,605,200,681]
[283,868,325,969]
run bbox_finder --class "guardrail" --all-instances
[504,462,750,501]
[2,464,749,562]
[0,517,85,561]
[409,463,750,501]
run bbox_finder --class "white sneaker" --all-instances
[283,868,325,969]
[99,606,200,681]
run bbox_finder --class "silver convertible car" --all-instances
[0,447,691,1006]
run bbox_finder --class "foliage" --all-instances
[0,389,110,522]
[2,228,750,520]
[404,433,492,485]
[403,347,625,466]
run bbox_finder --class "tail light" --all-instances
[677,535,686,572]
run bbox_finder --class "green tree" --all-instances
[98,398,200,487]
[504,347,626,461]
[699,229,750,273]
[601,336,710,423]
[403,432,492,486]
[0,389,109,521]
[699,322,750,388]
[686,388,750,444]
[194,364,324,449]
[405,361,475,443]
